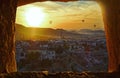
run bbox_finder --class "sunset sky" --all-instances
[16,1,104,30]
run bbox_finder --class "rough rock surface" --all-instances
[0,0,17,73]
[0,72,120,78]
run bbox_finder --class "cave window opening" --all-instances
[15,1,108,72]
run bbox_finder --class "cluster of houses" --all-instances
[16,39,107,62]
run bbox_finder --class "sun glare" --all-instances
[25,7,46,27]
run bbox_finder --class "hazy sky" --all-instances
[16,1,104,30]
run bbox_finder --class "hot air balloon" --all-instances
[49,20,52,24]
[94,24,96,28]
[82,20,85,22]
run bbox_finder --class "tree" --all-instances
[0,0,18,73]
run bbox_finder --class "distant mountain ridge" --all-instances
[15,24,81,40]
[15,24,105,40]
[78,29,105,35]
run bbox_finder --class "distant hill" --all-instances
[15,24,81,40]
[78,29,105,35]
[15,24,105,40]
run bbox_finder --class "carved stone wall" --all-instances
[0,0,18,73]
[99,0,120,72]
[0,0,120,73]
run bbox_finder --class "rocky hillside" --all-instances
[15,24,81,40]
[15,24,105,40]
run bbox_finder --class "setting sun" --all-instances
[25,7,46,27]
[16,1,103,30]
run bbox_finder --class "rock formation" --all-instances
[0,0,120,73]
[98,0,120,72]
[0,0,18,73]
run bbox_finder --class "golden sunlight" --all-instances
[25,7,46,27]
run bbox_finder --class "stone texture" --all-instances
[0,0,18,73]
[0,72,120,78]
[0,0,120,74]
[98,0,120,72]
